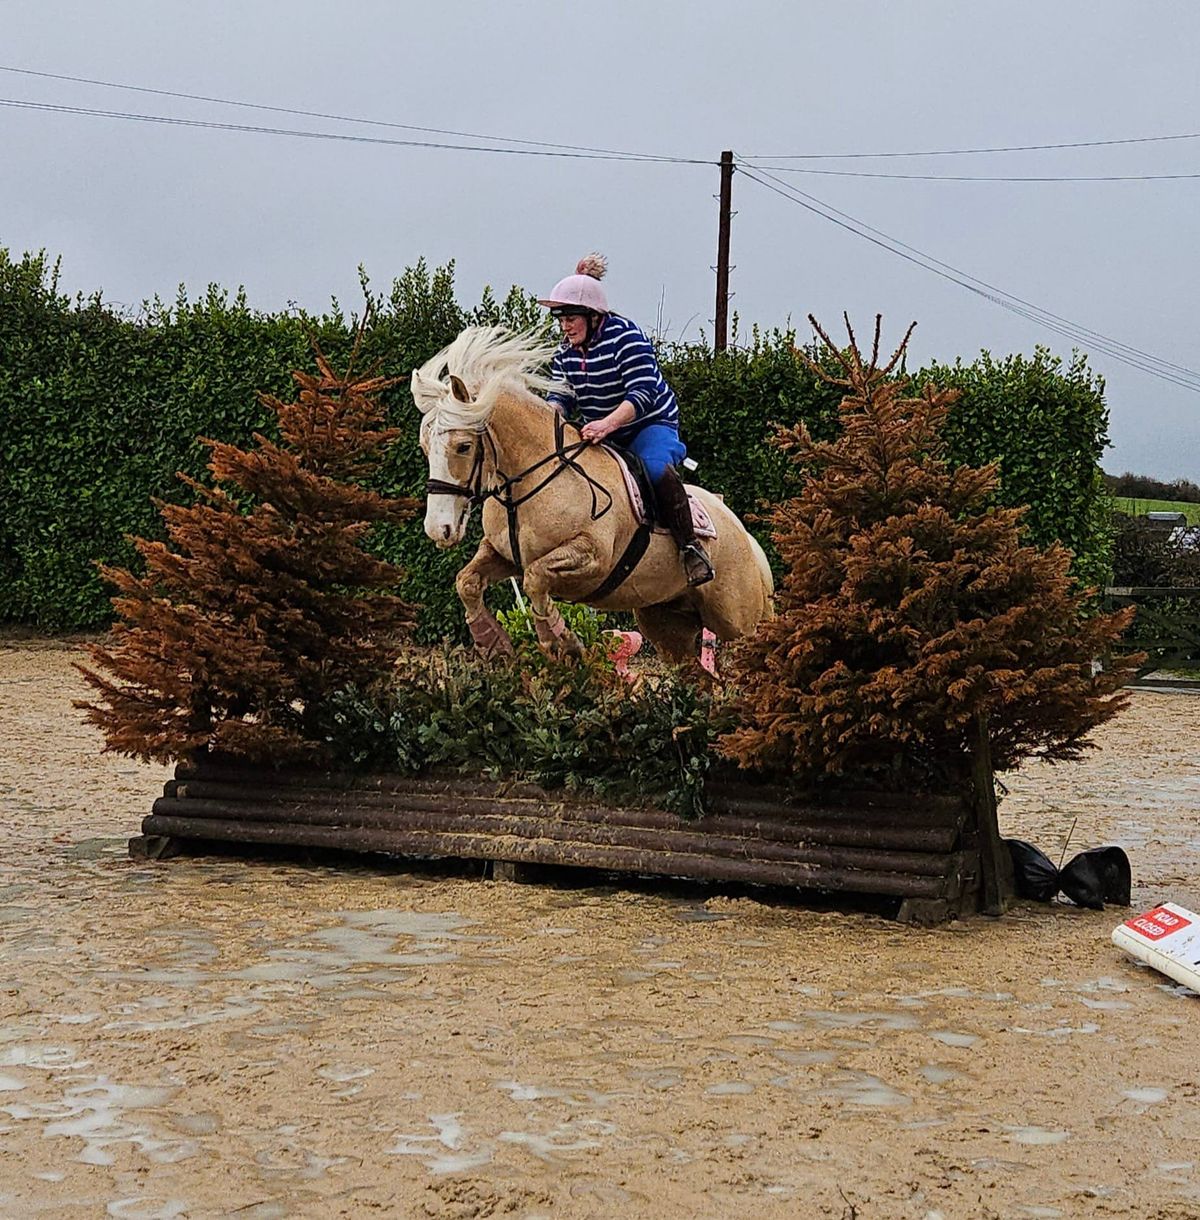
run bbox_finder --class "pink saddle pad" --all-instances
[606,449,717,539]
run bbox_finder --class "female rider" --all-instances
[538,253,714,587]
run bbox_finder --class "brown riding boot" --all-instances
[655,468,714,587]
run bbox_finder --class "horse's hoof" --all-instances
[537,635,583,661]
[533,610,583,659]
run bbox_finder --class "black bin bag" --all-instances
[1061,846,1132,908]
[1006,839,1061,902]
[1057,851,1104,909]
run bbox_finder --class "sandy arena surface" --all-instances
[1,637,1198,1220]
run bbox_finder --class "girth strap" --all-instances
[583,522,653,603]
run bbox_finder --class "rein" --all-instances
[425,413,615,572]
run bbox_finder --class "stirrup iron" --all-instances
[681,544,714,587]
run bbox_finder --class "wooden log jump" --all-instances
[131,758,983,922]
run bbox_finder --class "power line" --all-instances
[0,63,681,163]
[735,163,1200,393]
[743,131,1200,160]
[739,162,1200,183]
[6,63,1194,390]
[11,64,1197,175]
[751,169,1200,384]
[739,163,1200,390]
[740,165,1200,392]
[0,97,715,165]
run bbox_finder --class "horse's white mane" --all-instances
[412,325,564,432]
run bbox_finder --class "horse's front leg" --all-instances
[456,539,520,658]
[522,536,607,659]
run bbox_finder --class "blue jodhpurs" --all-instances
[621,423,687,484]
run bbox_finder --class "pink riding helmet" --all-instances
[538,253,610,313]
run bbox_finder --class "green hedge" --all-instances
[0,251,538,636]
[0,249,1114,635]
[918,348,1112,590]
[661,326,847,525]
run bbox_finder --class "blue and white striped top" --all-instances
[546,314,680,441]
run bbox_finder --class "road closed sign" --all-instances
[1112,902,1200,993]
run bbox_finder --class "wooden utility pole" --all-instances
[714,150,734,352]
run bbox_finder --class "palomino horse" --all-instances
[411,326,773,664]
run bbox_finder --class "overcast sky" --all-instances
[5,1,1199,480]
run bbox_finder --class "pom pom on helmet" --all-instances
[575,253,607,280]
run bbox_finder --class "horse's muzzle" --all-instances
[425,509,466,548]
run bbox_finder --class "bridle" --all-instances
[425,429,489,503]
[424,413,614,572]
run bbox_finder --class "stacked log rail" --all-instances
[134,761,974,908]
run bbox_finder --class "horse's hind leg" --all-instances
[634,600,704,667]
[456,539,520,658]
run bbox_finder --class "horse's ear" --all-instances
[449,374,472,404]
[410,369,440,412]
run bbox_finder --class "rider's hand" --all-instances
[581,403,634,444]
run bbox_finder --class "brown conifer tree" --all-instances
[719,315,1140,791]
[77,330,419,765]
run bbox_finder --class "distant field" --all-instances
[1109,497,1200,525]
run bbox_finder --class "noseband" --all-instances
[425,431,488,504]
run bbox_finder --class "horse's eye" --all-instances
[455,442,474,456]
